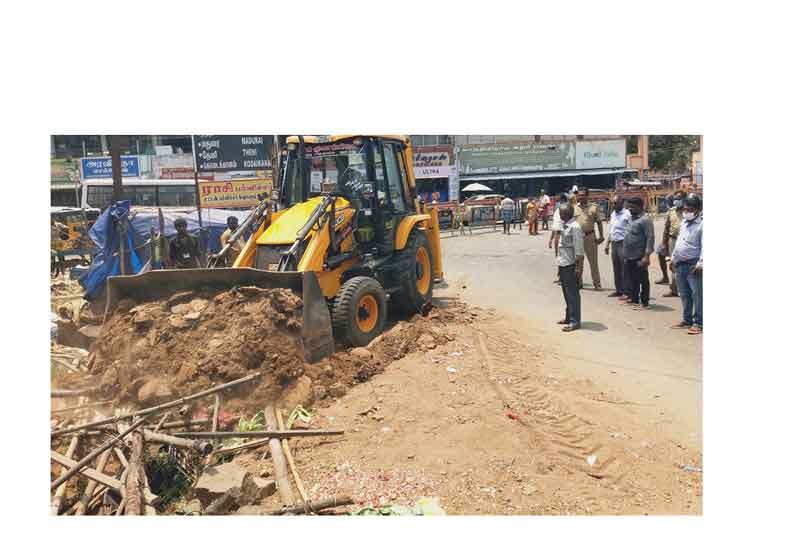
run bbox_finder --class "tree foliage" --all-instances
[648,135,700,173]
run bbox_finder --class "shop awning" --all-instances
[459,168,637,182]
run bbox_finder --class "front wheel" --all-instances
[392,229,434,315]
[332,276,387,347]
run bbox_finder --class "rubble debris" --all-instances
[194,461,249,507]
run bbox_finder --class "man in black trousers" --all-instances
[622,197,655,309]
[556,203,585,331]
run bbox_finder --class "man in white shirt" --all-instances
[548,194,568,284]
[539,189,551,230]
[604,197,632,298]
[500,196,515,235]
[556,204,585,332]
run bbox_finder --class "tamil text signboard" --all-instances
[458,142,575,174]
[575,140,626,169]
[194,135,272,173]
[413,145,452,167]
[81,156,140,179]
[198,175,273,208]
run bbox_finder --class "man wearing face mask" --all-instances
[670,195,703,335]
[622,197,655,309]
[661,190,686,297]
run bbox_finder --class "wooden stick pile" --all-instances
[50,371,349,515]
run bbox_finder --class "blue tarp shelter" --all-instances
[79,203,253,300]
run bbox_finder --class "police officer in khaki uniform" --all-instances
[574,188,605,290]
[661,189,686,297]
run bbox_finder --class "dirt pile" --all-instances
[304,298,474,406]
[89,287,307,408]
[85,287,476,412]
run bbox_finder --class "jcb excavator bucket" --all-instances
[104,268,334,362]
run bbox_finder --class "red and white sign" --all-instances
[160,167,196,179]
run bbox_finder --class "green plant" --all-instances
[236,410,267,432]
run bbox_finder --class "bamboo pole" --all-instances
[73,448,112,515]
[173,429,344,439]
[153,412,171,432]
[147,418,211,431]
[51,451,123,491]
[211,393,220,433]
[208,437,271,457]
[114,447,129,469]
[124,425,144,515]
[51,387,100,398]
[268,495,353,515]
[52,372,261,437]
[51,432,80,515]
[143,429,212,454]
[264,405,295,507]
[276,408,309,506]
[51,416,149,491]
[51,401,112,415]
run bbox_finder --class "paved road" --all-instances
[439,218,702,446]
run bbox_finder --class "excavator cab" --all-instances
[107,135,443,361]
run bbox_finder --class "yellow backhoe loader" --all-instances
[106,135,444,361]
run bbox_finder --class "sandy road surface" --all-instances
[442,220,702,446]
[296,219,702,515]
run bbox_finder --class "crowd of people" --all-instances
[516,186,703,335]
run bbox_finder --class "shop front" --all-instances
[458,139,632,198]
[413,145,455,202]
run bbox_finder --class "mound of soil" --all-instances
[84,287,474,413]
[89,287,307,408]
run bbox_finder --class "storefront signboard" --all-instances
[81,156,140,179]
[458,142,575,174]
[194,135,272,173]
[198,175,273,208]
[574,140,626,169]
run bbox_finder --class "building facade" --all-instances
[452,135,635,200]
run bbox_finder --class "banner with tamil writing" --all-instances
[458,142,575,174]
[198,176,273,208]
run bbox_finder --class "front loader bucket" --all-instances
[105,268,334,362]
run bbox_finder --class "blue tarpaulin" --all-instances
[78,201,138,300]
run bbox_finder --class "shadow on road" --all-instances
[580,321,608,331]
[648,303,675,312]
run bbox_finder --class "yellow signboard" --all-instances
[198,176,273,208]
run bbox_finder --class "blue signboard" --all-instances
[81,156,140,179]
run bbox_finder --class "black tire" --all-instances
[392,229,434,315]
[332,276,387,347]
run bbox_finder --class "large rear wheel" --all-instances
[332,276,387,347]
[392,229,434,315]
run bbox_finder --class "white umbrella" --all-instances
[461,182,492,192]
